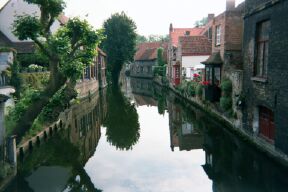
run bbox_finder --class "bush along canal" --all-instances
[3,77,288,192]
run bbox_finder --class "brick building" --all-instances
[242,0,288,154]
[167,25,204,86]
[201,0,244,109]
[178,36,211,80]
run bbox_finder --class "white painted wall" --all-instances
[181,55,209,79]
[0,0,61,42]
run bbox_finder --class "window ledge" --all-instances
[251,77,268,83]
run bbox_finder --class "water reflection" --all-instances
[4,77,288,192]
[103,86,140,151]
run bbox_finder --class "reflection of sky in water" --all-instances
[85,105,212,192]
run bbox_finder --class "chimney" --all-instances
[208,14,215,22]
[169,23,173,33]
[226,0,235,11]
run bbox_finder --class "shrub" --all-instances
[196,84,203,97]
[5,88,41,135]
[221,79,232,96]
[220,96,232,111]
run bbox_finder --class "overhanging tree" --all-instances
[102,12,137,84]
[12,0,103,138]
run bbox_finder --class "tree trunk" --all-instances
[13,60,66,140]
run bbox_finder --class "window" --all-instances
[185,31,190,36]
[216,25,221,46]
[255,20,270,78]
[208,27,212,41]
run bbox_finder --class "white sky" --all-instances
[0,0,244,36]
[65,0,245,36]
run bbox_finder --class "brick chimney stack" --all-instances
[208,14,215,22]
[226,0,235,10]
[169,23,173,33]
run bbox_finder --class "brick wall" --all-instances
[242,0,288,154]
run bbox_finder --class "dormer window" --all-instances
[185,31,190,36]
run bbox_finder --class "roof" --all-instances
[201,52,223,65]
[170,28,204,46]
[58,13,69,25]
[134,42,168,61]
[179,36,211,56]
[0,0,9,11]
[0,31,35,53]
[97,47,106,56]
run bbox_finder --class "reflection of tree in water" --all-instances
[4,135,102,192]
[104,87,140,150]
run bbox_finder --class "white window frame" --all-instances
[216,25,221,46]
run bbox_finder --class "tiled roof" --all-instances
[170,28,204,46]
[179,36,211,56]
[134,42,168,61]
[58,13,69,25]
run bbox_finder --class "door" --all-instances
[259,106,275,142]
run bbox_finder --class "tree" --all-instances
[154,48,166,77]
[136,34,147,46]
[12,0,103,138]
[194,17,208,27]
[147,34,169,42]
[102,12,137,84]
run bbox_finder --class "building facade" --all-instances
[167,25,204,86]
[242,0,288,154]
[178,36,211,80]
[0,0,67,53]
[130,42,167,79]
[201,0,244,111]
[76,47,107,97]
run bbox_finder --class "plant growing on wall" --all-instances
[220,79,233,113]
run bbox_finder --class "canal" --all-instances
[4,77,288,192]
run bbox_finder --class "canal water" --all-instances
[4,77,288,192]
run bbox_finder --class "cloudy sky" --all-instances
[0,0,244,36]
[65,0,245,36]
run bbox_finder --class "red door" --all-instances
[259,106,275,142]
[173,65,180,86]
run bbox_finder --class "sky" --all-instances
[64,0,245,36]
[0,0,244,36]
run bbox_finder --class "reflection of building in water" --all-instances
[202,122,288,192]
[61,91,106,163]
[130,77,154,97]
[130,77,158,107]
[167,94,203,151]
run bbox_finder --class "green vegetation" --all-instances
[220,79,233,113]
[154,48,166,77]
[136,34,169,46]
[102,12,137,84]
[20,72,49,90]
[5,88,41,136]
[196,84,203,98]
[194,17,208,27]
[9,0,103,139]
[17,52,49,68]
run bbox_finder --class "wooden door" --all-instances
[259,106,275,142]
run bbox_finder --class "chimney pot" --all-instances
[226,0,235,10]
